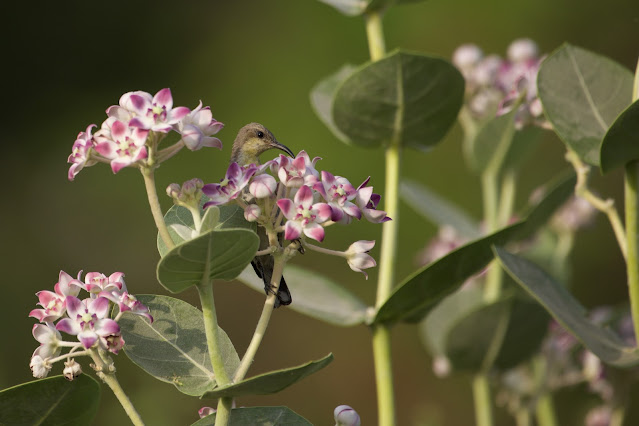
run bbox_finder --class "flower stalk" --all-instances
[89,348,144,426]
[365,9,398,426]
[142,167,175,250]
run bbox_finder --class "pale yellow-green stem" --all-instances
[196,246,233,426]
[625,161,639,345]
[482,168,502,304]
[472,374,493,426]
[365,9,397,426]
[141,167,175,250]
[532,356,557,426]
[89,349,144,426]
[565,150,626,259]
[233,252,286,383]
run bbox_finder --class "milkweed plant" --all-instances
[2,0,639,425]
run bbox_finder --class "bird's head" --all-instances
[230,122,294,166]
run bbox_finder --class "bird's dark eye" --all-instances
[256,130,264,138]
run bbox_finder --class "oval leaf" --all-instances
[120,294,240,396]
[374,173,576,324]
[194,406,312,426]
[400,179,481,239]
[600,99,639,173]
[332,49,464,150]
[0,375,100,426]
[157,227,259,293]
[537,44,633,166]
[468,109,517,173]
[494,247,639,367]
[310,64,358,143]
[201,353,333,399]
[237,265,369,327]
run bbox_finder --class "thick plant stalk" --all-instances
[90,349,145,426]
[625,161,639,345]
[141,167,175,250]
[365,9,398,426]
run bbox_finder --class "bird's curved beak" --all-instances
[271,141,294,158]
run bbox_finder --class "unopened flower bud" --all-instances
[453,44,483,70]
[507,38,539,63]
[182,178,200,194]
[166,183,181,199]
[334,405,361,426]
[432,356,451,378]
[30,355,52,379]
[244,204,261,222]
[345,240,376,279]
[198,407,215,418]
[63,359,82,381]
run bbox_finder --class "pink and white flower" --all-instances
[356,177,390,223]
[315,171,361,222]
[55,296,121,350]
[277,185,332,241]
[123,88,191,133]
[67,124,97,181]
[29,271,82,323]
[94,118,149,173]
[30,355,52,379]
[32,323,63,360]
[101,291,153,323]
[202,163,257,207]
[80,272,127,296]
[177,101,224,151]
[275,150,321,187]
[344,240,376,279]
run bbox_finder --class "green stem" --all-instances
[472,374,493,426]
[196,273,232,426]
[535,394,557,426]
[365,10,386,61]
[566,150,626,259]
[365,9,397,426]
[624,161,639,344]
[233,253,285,382]
[610,403,627,426]
[532,355,557,426]
[515,409,531,426]
[89,349,144,426]
[141,167,175,250]
[482,170,502,303]
[497,170,516,226]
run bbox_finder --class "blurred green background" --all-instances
[3,0,638,424]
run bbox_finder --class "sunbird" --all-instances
[231,123,294,307]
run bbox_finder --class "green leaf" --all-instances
[120,295,240,396]
[422,287,548,373]
[420,285,485,358]
[0,375,100,426]
[157,227,259,293]
[310,64,358,143]
[374,173,576,324]
[537,43,633,166]
[193,406,312,426]
[400,179,481,239]
[600,100,639,173]
[332,49,464,150]
[201,354,333,399]
[237,265,368,326]
[444,297,513,371]
[494,247,639,367]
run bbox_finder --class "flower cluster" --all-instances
[201,150,389,277]
[452,38,548,129]
[28,270,152,379]
[67,88,223,180]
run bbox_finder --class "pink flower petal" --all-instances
[276,199,295,219]
[303,223,325,242]
[284,220,302,240]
